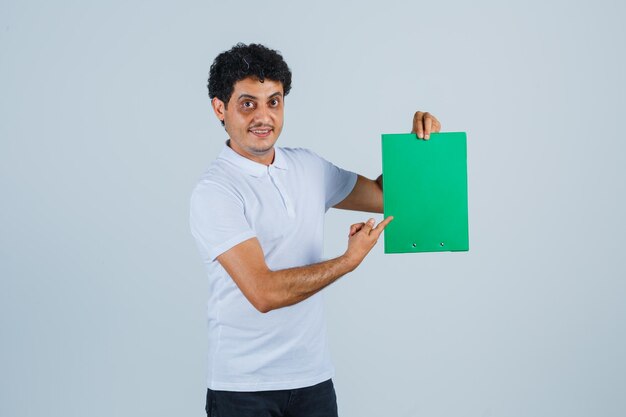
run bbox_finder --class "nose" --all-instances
[253,104,272,125]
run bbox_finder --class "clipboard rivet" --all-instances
[440,242,445,246]
[412,243,417,248]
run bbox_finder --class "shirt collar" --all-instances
[218,140,289,177]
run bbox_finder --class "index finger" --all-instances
[424,113,433,140]
[412,112,424,139]
[371,216,394,237]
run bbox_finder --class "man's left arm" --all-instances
[333,111,441,213]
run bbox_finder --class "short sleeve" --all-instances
[315,153,357,211]
[189,181,256,262]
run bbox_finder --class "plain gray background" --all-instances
[1,1,625,416]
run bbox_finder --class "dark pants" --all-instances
[205,379,338,417]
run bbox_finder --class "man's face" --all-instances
[212,77,284,164]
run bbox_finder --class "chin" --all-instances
[251,145,275,155]
[250,138,278,153]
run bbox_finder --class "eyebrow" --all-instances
[237,92,283,100]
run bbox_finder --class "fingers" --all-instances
[360,218,375,235]
[352,217,393,238]
[345,217,393,264]
[424,115,433,140]
[412,111,442,140]
[349,222,365,237]
[432,115,441,133]
[412,111,424,139]
[371,216,394,238]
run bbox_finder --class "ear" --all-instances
[211,97,226,123]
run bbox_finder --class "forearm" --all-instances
[258,254,357,312]
[219,218,391,314]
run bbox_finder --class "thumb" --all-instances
[360,218,375,235]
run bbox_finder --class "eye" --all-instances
[242,101,255,109]
[269,98,280,107]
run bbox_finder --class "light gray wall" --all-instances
[1,1,624,416]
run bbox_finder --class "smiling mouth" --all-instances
[249,127,273,138]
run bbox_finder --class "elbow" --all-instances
[256,304,273,314]
[249,287,277,314]
[246,270,283,314]
[252,299,275,314]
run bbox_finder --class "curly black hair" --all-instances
[208,43,292,113]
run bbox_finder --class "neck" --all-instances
[227,140,275,166]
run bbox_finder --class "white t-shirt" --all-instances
[190,141,357,392]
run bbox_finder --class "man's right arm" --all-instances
[217,216,393,313]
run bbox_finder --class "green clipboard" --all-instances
[382,132,469,253]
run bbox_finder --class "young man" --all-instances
[190,43,441,417]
